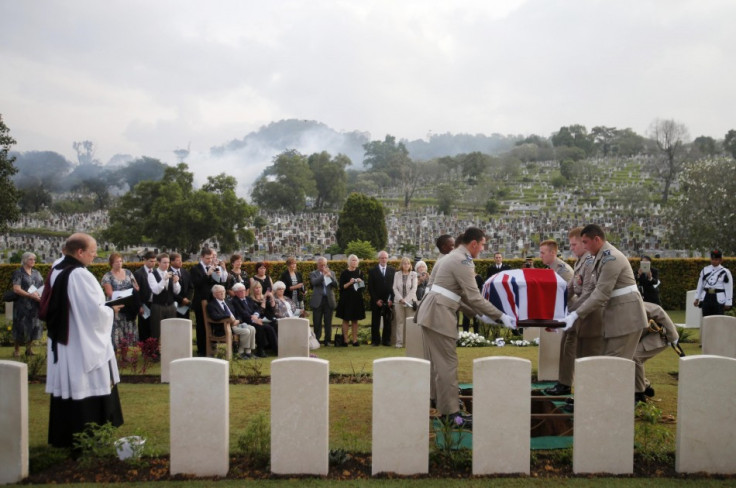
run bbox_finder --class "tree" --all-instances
[335,193,387,251]
[12,150,72,191]
[0,115,20,233]
[308,151,350,209]
[112,156,167,189]
[103,163,257,254]
[460,152,489,183]
[648,118,689,203]
[724,130,736,159]
[345,240,377,260]
[692,136,719,157]
[591,126,617,156]
[667,157,736,253]
[435,183,460,215]
[551,124,594,157]
[18,183,52,212]
[250,150,316,212]
[73,178,110,210]
[484,198,501,215]
[363,135,420,208]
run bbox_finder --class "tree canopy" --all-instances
[667,157,736,254]
[335,193,387,251]
[648,118,689,203]
[0,115,20,233]
[103,163,257,254]
[251,149,317,213]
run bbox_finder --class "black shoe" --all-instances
[372,343,380,347]
[430,399,437,409]
[644,386,655,397]
[323,341,330,347]
[238,352,252,360]
[352,342,360,347]
[444,412,472,430]
[635,392,647,404]
[544,383,571,395]
[254,349,266,358]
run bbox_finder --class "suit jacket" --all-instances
[190,262,217,303]
[134,265,154,305]
[574,241,647,338]
[486,263,511,279]
[416,245,503,338]
[206,298,234,322]
[172,267,192,305]
[309,269,337,309]
[230,296,255,324]
[640,302,678,351]
[368,264,396,307]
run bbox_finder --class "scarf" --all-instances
[44,255,85,363]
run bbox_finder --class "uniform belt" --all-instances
[706,288,725,294]
[610,284,639,298]
[429,285,461,302]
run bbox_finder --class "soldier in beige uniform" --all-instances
[634,302,679,403]
[545,230,603,395]
[539,239,573,282]
[562,224,646,360]
[417,227,514,423]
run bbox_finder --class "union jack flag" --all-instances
[482,269,568,322]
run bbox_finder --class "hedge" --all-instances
[1,257,730,314]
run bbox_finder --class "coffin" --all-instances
[482,268,567,327]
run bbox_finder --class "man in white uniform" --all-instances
[44,233,123,448]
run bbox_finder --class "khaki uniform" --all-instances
[551,257,574,283]
[417,244,503,415]
[574,241,646,359]
[634,303,679,392]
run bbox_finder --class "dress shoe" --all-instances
[635,392,647,404]
[254,348,267,358]
[544,383,571,395]
[238,352,252,360]
[323,340,330,347]
[644,386,655,397]
[352,342,360,347]
[341,342,348,347]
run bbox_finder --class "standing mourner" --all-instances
[486,252,511,280]
[101,253,140,349]
[636,255,662,305]
[279,256,305,310]
[392,257,418,348]
[335,254,366,347]
[694,249,733,317]
[11,252,44,357]
[368,251,396,346]
[416,227,515,425]
[147,253,180,340]
[44,233,124,448]
[310,257,338,346]
[563,224,646,360]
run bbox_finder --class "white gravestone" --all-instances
[676,355,736,474]
[701,315,736,359]
[277,317,310,358]
[372,357,430,475]
[160,318,193,383]
[170,358,229,477]
[522,326,540,342]
[0,361,28,484]
[404,317,424,359]
[573,356,634,474]
[537,329,563,381]
[271,358,329,475]
[685,290,701,329]
[472,357,530,475]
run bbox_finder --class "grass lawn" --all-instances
[5,309,725,486]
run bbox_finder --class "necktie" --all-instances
[381,267,385,276]
[221,301,230,316]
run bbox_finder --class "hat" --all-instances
[711,249,723,259]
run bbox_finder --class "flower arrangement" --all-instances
[457,331,491,347]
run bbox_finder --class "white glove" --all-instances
[562,311,578,331]
[499,313,516,330]
[478,315,494,324]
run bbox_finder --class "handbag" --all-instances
[308,329,320,350]
[334,333,345,347]
[3,289,18,302]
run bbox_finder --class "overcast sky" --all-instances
[2,0,734,170]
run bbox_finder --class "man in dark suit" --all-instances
[190,247,219,356]
[368,250,396,346]
[230,283,275,357]
[169,252,192,319]
[133,250,157,341]
[486,252,511,279]
[309,256,338,346]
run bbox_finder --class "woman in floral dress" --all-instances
[101,253,140,348]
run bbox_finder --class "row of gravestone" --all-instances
[2,352,735,483]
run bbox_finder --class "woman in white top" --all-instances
[392,257,418,348]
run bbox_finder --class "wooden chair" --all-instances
[202,300,234,361]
